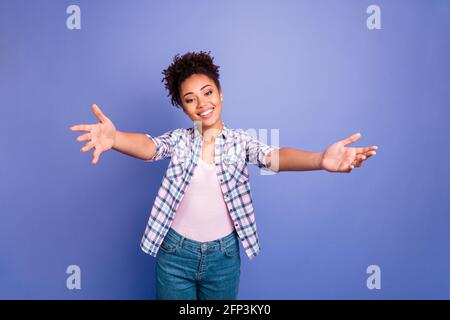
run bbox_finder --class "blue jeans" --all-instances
[155,227,241,300]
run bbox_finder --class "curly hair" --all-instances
[161,50,221,108]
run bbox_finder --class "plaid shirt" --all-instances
[140,122,278,260]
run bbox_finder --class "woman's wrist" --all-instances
[317,151,325,170]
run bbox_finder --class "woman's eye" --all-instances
[205,90,212,96]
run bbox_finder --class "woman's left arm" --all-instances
[267,132,378,173]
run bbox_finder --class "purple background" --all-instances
[1,0,449,299]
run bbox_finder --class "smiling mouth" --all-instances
[197,107,215,117]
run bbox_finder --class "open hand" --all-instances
[320,132,378,173]
[70,104,117,165]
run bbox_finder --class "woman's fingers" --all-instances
[352,149,378,168]
[356,145,378,154]
[70,106,108,165]
[344,158,355,170]
[342,132,362,147]
[363,151,375,160]
[80,141,95,153]
[76,134,103,164]
[354,157,364,168]
[347,153,364,169]
[77,133,91,142]
[358,150,376,160]
[92,148,102,165]
[343,146,378,172]
[70,124,94,132]
[92,104,108,123]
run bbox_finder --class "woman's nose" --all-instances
[198,95,209,107]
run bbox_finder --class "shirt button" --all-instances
[201,244,208,252]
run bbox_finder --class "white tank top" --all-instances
[170,157,235,242]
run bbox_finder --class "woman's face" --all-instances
[179,73,223,132]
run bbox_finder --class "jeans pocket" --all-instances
[159,238,177,253]
[223,240,240,257]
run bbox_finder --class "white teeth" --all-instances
[200,109,213,116]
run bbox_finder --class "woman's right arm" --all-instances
[70,104,155,164]
[113,130,156,161]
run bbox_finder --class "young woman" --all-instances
[70,51,378,300]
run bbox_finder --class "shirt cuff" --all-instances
[144,134,158,162]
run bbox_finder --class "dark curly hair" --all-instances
[161,50,221,108]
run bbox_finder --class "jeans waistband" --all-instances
[165,227,238,251]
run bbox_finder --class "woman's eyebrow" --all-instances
[183,84,212,98]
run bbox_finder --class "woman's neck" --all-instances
[201,120,223,142]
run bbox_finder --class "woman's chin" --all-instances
[200,116,218,127]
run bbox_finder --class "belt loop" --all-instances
[178,235,184,249]
[219,238,224,253]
